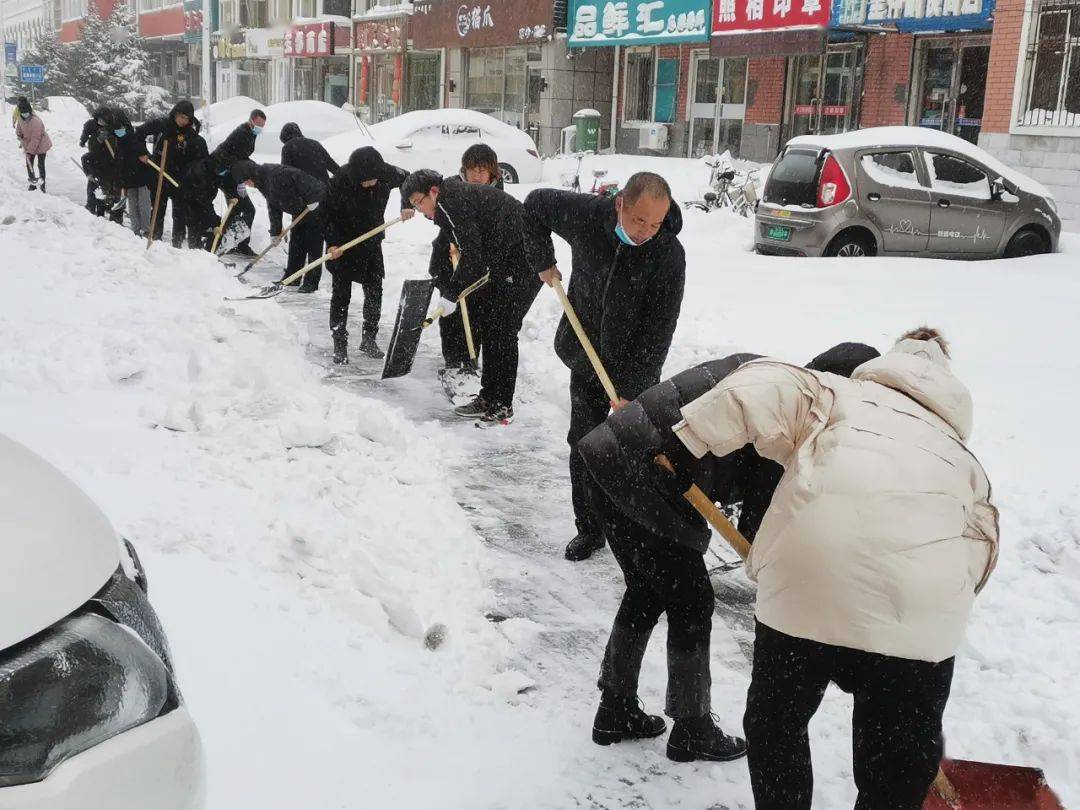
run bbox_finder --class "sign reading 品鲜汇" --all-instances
[569,0,710,46]
[835,0,994,31]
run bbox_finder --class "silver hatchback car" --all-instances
[756,126,1061,259]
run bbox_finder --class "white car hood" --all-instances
[0,433,120,652]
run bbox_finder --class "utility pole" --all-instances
[1,0,9,120]
[201,0,211,138]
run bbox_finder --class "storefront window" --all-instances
[624,50,654,122]
[237,59,269,104]
[465,46,542,129]
[406,52,441,112]
[321,0,349,15]
[323,60,349,107]
[372,54,399,121]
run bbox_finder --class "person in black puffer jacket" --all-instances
[79,116,121,220]
[135,100,203,247]
[231,159,326,287]
[403,168,542,426]
[280,122,339,183]
[210,109,265,256]
[319,147,408,361]
[177,131,214,250]
[523,173,686,561]
[575,342,881,766]
[95,108,156,236]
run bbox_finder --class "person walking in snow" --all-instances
[319,147,409,361]
[135,100,203,248]
[669,327,999,809]
[431,144,506,396]
[210,108,265,256]
[231,159,326,286]
[522,172,686,561]
[575,343,880,765]
[280,122,339,184]
[403,169,542,427]
[14,97,52,193]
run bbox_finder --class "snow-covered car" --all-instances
[324,108,542,184]
[204,99,368,162]
[0,433,205,810]
[756,126,1061,259]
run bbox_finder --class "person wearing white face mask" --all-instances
[209,108,265,256]
[14,97,52,193]
[522,173,687,561]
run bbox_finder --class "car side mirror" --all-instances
[395,139,413,150]
[990,176,1007,201]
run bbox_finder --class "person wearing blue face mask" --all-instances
[522,173,687,562]
[208,108,266,257]
[95,107,156,237]
[14,97,52,193]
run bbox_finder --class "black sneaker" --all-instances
[592,693,667,746]
[453,396,488,419]
[231,243,257,257]
[359,333,384,359]
[666,715,748,763]
[564,532,605,561]
[475,405,514,427]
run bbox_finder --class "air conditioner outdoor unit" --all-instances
[639,123,668,152]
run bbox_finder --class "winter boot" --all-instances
[591,692,667,746]
[666,715,748,763]
[564,532,606,561]
[475,404,514,428]
[332,331,349,365]
[453,395,488,419]
[231,242,257,257]
[359,332,384,359]
[39,181,46,193]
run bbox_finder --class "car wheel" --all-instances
[825,230,876,258]
[1003,228,1048,258]
[498,163,519,184]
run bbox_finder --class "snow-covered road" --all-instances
[2,107,1079,809]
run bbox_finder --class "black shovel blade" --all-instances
[382,278,435,380]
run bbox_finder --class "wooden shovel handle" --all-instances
[551,277,618,405]
[145,157,179,188]
[278,216,402,289]
[210,198,239,255]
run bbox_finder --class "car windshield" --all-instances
[764,148,822,207]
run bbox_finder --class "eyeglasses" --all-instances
[409,194,428,210]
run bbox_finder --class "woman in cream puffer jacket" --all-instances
[672,329,998,809]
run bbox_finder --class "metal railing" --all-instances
[1016,0,1080,127]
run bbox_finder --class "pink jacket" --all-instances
[16,115,53,155]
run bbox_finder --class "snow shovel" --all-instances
[923,758,1063,809]
[547,276,752,561]
[234,205,313,279]
[144,156,179,189]
[231,216,403,301]
[382,271,489,380]
[146,141,169,250]
[210,198,239,256]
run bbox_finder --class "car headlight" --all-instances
[0,611,169,787]
[1046,196,1058,215]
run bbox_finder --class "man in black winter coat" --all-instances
[210,109,265,256]
[319,147,408,361]
[176,132,213,250]
[522,172,685,560]
[280,122,339,183]
[135,100,202,247]
[95,108,156,236]
[575,343,881,766]
[79,116,121,220]
[404,169,542,426]
[231,159,326,289]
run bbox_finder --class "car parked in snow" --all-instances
[324,108,542,184]
[0,433,205,810]
[755,126,1060,259]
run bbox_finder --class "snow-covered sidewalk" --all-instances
[2,115,1079,808]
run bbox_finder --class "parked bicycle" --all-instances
[563,152,621,198]
[685,156,759,217]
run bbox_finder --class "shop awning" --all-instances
[710,28,826,57]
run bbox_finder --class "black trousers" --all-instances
[329,249,383,338]
[593,488,714,718]
[469,279,540,409]
[151,184,187,245]
[568,372,613,536]
[25,153,45,182]
[223,194,255,249]
[745,621,954,810]
[184,189,218,249]
[439,309,480,367]
[286,216,324,288]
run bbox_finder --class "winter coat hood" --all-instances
[171,99,195,121]
[231,159,260,185]
[852,338,973,440]
[345,146,395,184]
[280,122,303,143]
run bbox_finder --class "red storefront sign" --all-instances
[712,0,830,35]
[284,22,350,57]
[354,17,406,51]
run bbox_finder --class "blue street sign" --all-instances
[19,64,46,84]
[4,42,16,65]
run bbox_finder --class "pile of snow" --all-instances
[205,99,364,161]
[197,95,263,127]
[42,96,90,128]
[788,126,1054,201]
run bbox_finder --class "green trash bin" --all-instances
[573,108,602,153]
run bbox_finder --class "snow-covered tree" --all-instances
[14,28,77,99]
[73,2,169,119]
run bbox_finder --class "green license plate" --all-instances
[766,225,792,241]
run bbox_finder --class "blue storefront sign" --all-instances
[568,0,711,47]
[18,65,46,84]
[835,0,994,31]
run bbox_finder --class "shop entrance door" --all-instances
[372,59,396,123]
[787,46,861,138]
[913,38,990,144]
[688,53,747,157]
